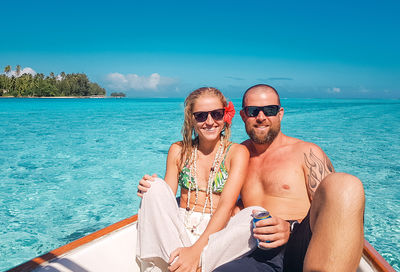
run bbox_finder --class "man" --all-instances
[214,84,365,271]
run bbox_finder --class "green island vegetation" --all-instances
[110,92,126,98]
[0,65,106,97]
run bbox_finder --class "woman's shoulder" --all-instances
[169,141,183,154]
[226,142,250,157]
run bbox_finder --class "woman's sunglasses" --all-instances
[243,105,280,117]
[193,109,225,122]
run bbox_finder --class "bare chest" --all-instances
[243,154,306,197]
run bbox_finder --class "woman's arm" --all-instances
[137,142,181,197]
[163,142,182,195]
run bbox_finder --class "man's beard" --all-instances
[246,122,280,145]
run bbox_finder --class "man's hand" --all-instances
[137,174,157,198]
[168,246,202,272]
[252,211,290,249]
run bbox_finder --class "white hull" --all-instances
[8,215,395,272]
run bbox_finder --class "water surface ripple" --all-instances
[0,98,399,270]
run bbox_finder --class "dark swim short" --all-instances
[213,246,285,272]
[213,212,312,272]
[283,210,312,272]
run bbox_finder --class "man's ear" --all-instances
[278,107,284,121]
[240,109,246,122]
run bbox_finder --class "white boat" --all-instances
[8,214,395,272]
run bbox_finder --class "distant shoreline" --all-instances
[0,96,110,99]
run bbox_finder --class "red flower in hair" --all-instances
[223,101,235,125]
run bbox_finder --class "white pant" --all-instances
[136,178,262,272]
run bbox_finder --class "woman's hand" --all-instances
[168,246,202,272]
[137,174,157,198]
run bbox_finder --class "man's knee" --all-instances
[310,172,365,228]
[315,172,365,209]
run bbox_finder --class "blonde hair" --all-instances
[179,87,231,170]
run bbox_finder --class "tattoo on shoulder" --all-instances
[304,149,335,190]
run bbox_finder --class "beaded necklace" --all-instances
[183,137,225,236]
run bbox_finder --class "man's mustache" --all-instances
[255,120,269,125]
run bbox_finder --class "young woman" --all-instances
[136,87,259,272]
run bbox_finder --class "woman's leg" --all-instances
[137,178,191,269]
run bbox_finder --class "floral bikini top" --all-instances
[178,143,233,193]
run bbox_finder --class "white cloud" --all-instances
[327,87,341,94]
[4,67,36,77]
[106,72,176,91]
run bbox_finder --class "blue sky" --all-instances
[1,0,399,98]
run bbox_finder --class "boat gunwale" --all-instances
[363,240,396,272]
[7,214,395,272]
[7,214,138,272]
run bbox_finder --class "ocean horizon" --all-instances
[0,98,399,271]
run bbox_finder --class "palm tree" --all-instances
[16,65,21,77]
[4,65,11,74]
[3,65,11,93]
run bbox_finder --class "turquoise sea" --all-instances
[0,98,399,271]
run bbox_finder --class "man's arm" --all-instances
[303,144,335,201]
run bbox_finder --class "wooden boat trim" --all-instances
[8,213,395,272]
[8,214,138,272]
[362,240,395,272]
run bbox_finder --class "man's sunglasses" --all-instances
[193,109,225,122]
[243,105,280,117]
